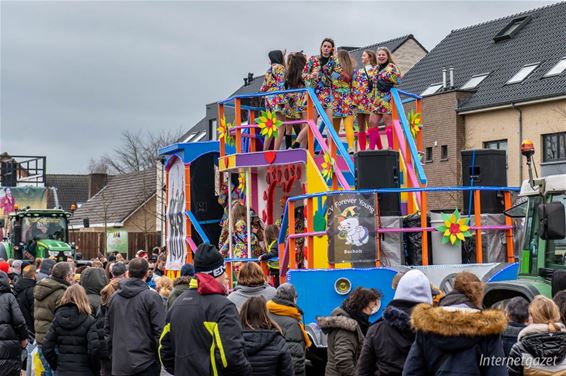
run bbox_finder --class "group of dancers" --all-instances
[259,37,401,153]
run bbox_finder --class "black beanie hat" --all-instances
[194,243,225,278]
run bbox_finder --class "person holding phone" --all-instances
[352,50,377,151]
[368,47,401,150]
[302,38,342,122]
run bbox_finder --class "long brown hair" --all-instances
[530,295,562,332]
[240,296,281,332]
[237,262,266,287]
[364,50,377,66]
[320,38,335,57]
[285,53,307,89]
[264,224,279,247]
[337,50,355,78]
[100,279,120,306]
[60,284,91,315]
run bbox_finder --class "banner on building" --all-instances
[165,159,187,271]
[327,193,377,265]
[106,230,128,254]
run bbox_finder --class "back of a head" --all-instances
[268,50,284,66]
[276,283,297,302]
[22,265,37,279]
[553,291,566,325]
[101,279,120,306]
[111,262,127,278]
[342,287,382,314]
[240,296,279,331]
[128,258,149,279]
[237,262,265,287]
[453,272,484,308]
[51,262,72,281]
[40,259,56,275]
[394,269,433,304]
[60,284,91,315]
[529,295,562,332]
[505,296,529,324]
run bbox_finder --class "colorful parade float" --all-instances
[160,87,565,353]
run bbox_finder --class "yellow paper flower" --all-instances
[321,152,334,181]
[408,109,422,138]
[435,209,472,246]
[256,110,282,139]
[238,172,246,193]
[218,116,227,140]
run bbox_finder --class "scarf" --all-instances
[344,306,370,335]
[266,299,312,348]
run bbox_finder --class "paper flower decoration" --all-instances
[218,116,235,146]
[321,152,334,181]
[407,109,422,138]
[434,209,472,246]
[256,110,282,139]
[238,172,246,193]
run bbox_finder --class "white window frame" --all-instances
[507,63,539,84]
[544,57,566,77]
[460,73,490,90]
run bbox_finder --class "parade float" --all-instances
[160,87,565,351]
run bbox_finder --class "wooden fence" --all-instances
[69,231,161,260]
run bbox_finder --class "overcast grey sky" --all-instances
[0,1,557,173]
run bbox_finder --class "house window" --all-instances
[484,139,508,151]
[544,57,566,77]
[460,73,490,90]
[183,133,196,143]
[494,16,531,42]
[507,63,539,84]
[543,132,566,162]
[192,131,207,143]
[425,147,433,162]
[441,145,448,160]
[420,83,443,96]
[209,119,218,141]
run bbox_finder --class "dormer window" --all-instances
[544,57,566,77]
[461,73,490,90]
[494,16,532,42]
[507,63,539,84]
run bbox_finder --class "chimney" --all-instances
[88,173,108,198]
[243,77,249,86]
[449,66,454,88]
[442,67,447,89]
[247,72,254,83]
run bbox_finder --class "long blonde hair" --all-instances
[337,50,355,78]
[100,279,120,306]
[157,276,173,298]
[529,295,562,332]
[60,284,91,315]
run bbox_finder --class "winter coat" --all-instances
[13,276,36,338]
[242,330,294,376]
[159,273,252,376]
[502,322,526,357]
[166,277,191,309]
[227,283,277,311]
[0,271,28,375]
[37,259,56,282]
[402,304,508,376]
[80,267,108,315]
[105,278,165,375]
[507,323,566,376]
[317,307,365,376]
[357,299,419,376]
[87,305,109,360]
[42,303,96,376]
[34,276,68,344]
[267,298,311,376]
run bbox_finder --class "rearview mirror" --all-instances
[538,202,566,240]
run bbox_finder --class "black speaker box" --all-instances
[461,149,507,214]
[355,150,401,216]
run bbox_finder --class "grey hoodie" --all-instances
[227,283,277,311]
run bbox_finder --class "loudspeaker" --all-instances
[461,149,507,214]
[355,150,401,216]
[83,218,90,228]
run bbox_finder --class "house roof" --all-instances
[348,34,428,66]
[69,168,156,227]
[399,2,566,112]
[46,174,90,211]
[179,116,210,143]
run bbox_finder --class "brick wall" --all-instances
[393,39,428,77]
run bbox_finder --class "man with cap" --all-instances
[166,263,194,309]
[159,243,252,375]
[356,269,433,376]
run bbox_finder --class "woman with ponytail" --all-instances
[282,52,307,149]
[332,50,356,154]
[508,295,566,375]
[352,50,377,151]
[260,50,287,150]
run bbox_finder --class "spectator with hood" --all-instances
[80,267,108,315]
[105,257,165,376]
[501,296,529,357]
[357,269,432,376]
[0,270,28,376]
[317,287,381,376]
[403,272,507,375]
[159,243,252,376]
[167,263,194,309]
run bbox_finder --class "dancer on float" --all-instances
[260,50,287,150]
[332,50,356,154]
[352,50,377,151]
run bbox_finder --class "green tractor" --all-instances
[0,208,75,262]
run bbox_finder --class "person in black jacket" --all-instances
[159,243,252,376]
[403,272,508,376]
[80,267,108,315]
[0,270,28,376]
[501,296,528,357]
[105,257,165,376]
[240,296,294,376]
[357,269,433,376]
[42,284,97,376]
[13,264,37,339]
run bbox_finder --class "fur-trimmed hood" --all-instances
[317,307,359,333]
[411,304,507,352]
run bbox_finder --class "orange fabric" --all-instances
[266,300,312,348]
